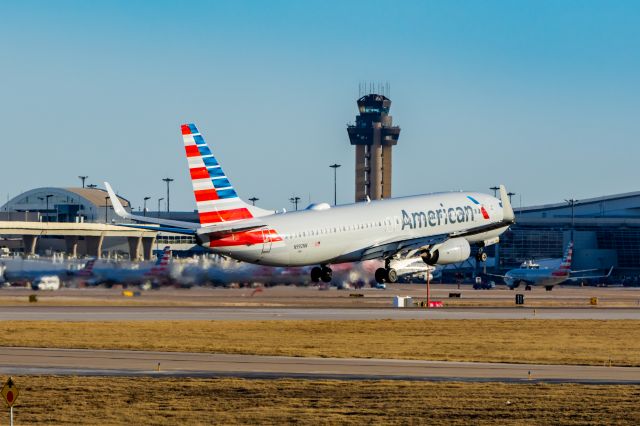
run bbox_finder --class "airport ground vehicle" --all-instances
[106,123,515,284]
[32,276,61,290]
[473,279,496,290]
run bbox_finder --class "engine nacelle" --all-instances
[421,238,471,265]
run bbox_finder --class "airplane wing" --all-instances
[485,272,509,279]
[358,234,449,261]
[567,266,614,281]
[105,182,266,239]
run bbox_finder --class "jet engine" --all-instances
[421,238,471,265]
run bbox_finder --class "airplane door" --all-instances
[262,230,272,254]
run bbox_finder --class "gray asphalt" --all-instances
[0,306,639,320]
[0,347,638,383]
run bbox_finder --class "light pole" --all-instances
[45,194,53,222]
[329,163,341,206]
[289,196,300,211]
[507,192,516,203]
[104,196,109,224]
[158,198,164,217]
[78,176,88,188]
[162,178,174,214]
[143,197,151,217]
[249,197,259,206]
[565,198,578,232]
[489,186,500,197]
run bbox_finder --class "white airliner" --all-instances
[492,241,613,291]
[105,123,515,284]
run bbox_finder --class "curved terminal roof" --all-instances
[1,187,131,215]
[63,187,131,208]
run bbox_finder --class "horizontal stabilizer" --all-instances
[114,223,197,235]
[105,182,200,230]
[198,220,267,240]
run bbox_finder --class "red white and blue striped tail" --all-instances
[149,246,171,276]
[553,241,573,277]
[181,123,257,226]
[77,259,96,278]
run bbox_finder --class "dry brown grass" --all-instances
[6,376,640,425]
[1,320,639,366]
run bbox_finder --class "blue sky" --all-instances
[1,0,639,211]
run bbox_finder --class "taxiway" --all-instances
[0,347,638,383]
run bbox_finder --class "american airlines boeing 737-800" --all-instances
[105,123,515,284]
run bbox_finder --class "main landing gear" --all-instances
[375,260,398,284]
[311,265,332,283]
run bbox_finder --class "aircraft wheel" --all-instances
[476,251,488,262]
[320,266,332,283]
[310,266,322,283]
[545,286,553,292]
[525,285,532,291]
[386,268,398,283]
[375,268,387,284]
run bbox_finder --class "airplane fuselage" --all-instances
[504,269,568,288]
[200,191,509,267]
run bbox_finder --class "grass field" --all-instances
[6,376,640,425]
[1,320,639,366]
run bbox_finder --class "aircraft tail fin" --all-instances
[77,259,96,278]
[181,123,271,226]
[553,241,574,277]
[149,246,171,276]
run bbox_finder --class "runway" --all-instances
[0,347,638,383]
[0,306,639,320]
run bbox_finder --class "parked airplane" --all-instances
[180,259,379,288]
[106,123,515,284]
[90,246,172,289]
[2,258,96,289]
[492,242,613,291]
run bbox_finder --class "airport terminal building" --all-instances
[0,188,161,259]
[1,187,131,223]
[495,191,640,280]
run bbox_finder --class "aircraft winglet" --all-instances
[105,182,133,220]
[499,185,515,223]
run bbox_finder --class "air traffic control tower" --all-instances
[347,94,401,202]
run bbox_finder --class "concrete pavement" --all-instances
[0,347,638,383]
[0,306,639,320]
